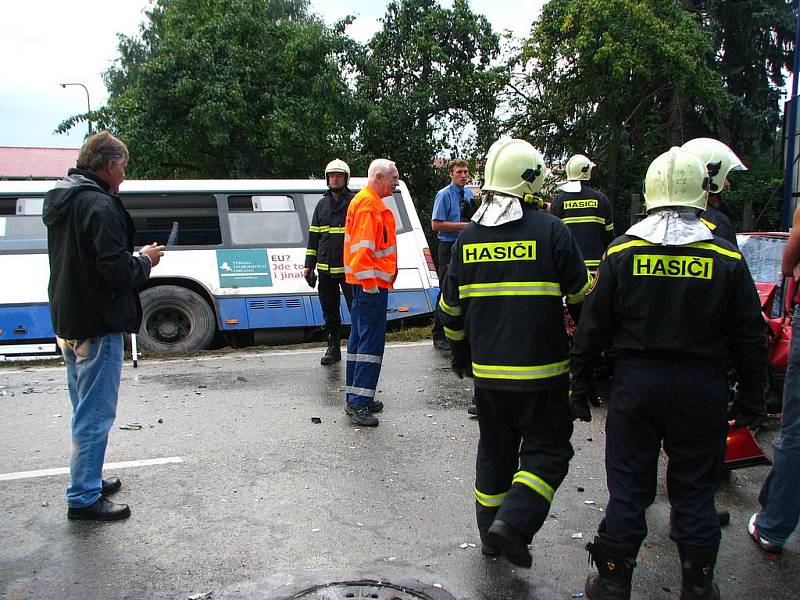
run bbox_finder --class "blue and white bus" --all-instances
[0,178,438,356]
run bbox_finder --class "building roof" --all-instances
[0,146,79,179]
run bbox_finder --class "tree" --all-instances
[58,0,361,179]
[507,0,728,225]
[355,0,506,234]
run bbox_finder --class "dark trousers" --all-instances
[474,386,574,542]
[432,241,454,339]
[318,272,352,330]
[599,357,728,550]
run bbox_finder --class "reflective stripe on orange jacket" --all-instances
[344,186,398,290]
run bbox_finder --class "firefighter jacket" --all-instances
[551,183,614,268]
[305,189,355,278]
[344,186,398,290]
[700,204,738,248]
[437,203,591,392]
[570,234,767,396]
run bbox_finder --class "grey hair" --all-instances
[367,158,396,178]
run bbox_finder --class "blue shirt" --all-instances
[431,182,474,243]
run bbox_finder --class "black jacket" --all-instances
[437,204,590,392]
[304,189,354,278]
[701,204,738,248]
[42,169,151,339]
[551,183,614,268]
[570,233,767,395]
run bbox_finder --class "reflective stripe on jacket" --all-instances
[344,186,398,290]
[305,189,354,278]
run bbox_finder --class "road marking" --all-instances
[0,456,184,482]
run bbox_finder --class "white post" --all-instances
[131,333,138,368]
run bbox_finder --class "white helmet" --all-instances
[482,138,549,199]
[680,137,747,193]
[324,159,350,185]
[643,147,709,213]
[565,154,596,181]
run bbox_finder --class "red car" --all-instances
[737,232,794,411]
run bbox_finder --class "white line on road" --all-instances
[0,456,184,482]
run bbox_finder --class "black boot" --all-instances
[320,325,341,365]
[585,537,638,600]
[679,544,720,600]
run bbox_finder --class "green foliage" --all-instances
[78,0,361,179]
[506,0,728,225]
[356,0,507,246]
[725,155,785,231]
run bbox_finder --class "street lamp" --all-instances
[59,82,92,137]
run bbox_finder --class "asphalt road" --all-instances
[0,342,797,600]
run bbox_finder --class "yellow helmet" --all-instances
[565,154,595,181]
[643,147,709,213]
[325,159,350,184]
[680,137,747,193]
[482,138,549,199]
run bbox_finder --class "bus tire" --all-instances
[138,285,216,354]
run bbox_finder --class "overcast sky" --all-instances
[0,0,544,149]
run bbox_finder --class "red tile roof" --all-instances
[0,146,80,179]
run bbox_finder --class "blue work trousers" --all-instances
[757,306,800,546]
[345,286,388,408]
[61,332,124,508]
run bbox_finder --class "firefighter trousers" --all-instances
[317,272,352,329]
[345,286,388,408]
[599,357,728,550]
[474,385,574,542]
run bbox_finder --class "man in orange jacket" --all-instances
[343,158,399,426]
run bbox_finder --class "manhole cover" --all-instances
[284,579,452,599]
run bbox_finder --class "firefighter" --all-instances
[304,159,355,364]
[437,138,590,568]
[551,154,615,270]
[681,137,747,248]
[570,147,767,600]
[342,158,399,427]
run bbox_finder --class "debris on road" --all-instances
[119,423,143,430]
[571,533,583,539]
[188,592,213,600]
[311,417,322,424]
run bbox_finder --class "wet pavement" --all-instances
[0,341,798,599]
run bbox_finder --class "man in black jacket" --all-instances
[43,131,164,521]
[304,159,355,364]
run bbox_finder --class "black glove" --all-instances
[569,384,592,422]
[304,270,317,288]
[450,341,473,379]
[730,389,767,429]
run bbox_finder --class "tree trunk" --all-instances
[667,88,684,146]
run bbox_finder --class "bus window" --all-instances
[226,195,304,245]
[298,191,410,235]
[0,197,47,252]
[123,194,222,247]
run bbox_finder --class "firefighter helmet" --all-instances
[482,138,549,199]
[643,147,709,213]
[565,154,595,181]
[325,159,350,184]
[680,137,747,193]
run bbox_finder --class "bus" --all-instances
[0,178,439,356]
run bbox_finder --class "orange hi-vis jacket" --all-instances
[344,185,398,290]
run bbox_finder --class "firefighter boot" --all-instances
[584,537,638,600]
[320,325,342,365]
[678,545,720,600]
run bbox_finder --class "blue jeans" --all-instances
[346,287,388,407]
[757,306,800,546]
[61,332,124,508]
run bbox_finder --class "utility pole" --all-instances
[782,4,800,230]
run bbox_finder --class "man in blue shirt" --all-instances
[431,159,474,350]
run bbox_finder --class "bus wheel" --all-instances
[138,286,216,353]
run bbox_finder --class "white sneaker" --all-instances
[748,513,783,554]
